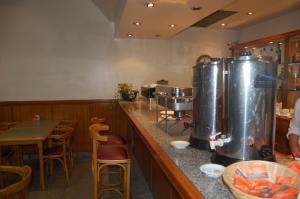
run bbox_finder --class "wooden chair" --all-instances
[0,165,32,199]
[57,120,78,168]
[90,117,126,146]
[0,122,21,166]
[89,124,131,199]
[42,126,74,185]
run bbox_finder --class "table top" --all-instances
[0,120,60,143]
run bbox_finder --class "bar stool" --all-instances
[89,124,130,199]
[90,117,126,146]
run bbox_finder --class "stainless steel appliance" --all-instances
[156,85,192,117]
[155,85,192,133]
[190,58,223,149]
[191,54,277,165]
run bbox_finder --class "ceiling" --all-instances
[92,0,300,39]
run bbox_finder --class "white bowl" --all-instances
[170,140,190,149]
[200,163,225,178]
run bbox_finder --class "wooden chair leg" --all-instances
[93,163,99,199]
[49,160,54,176]
[63,155,70,185]
[125,162,131,199]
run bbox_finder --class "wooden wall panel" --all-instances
[0,106,12,122]
[52,104,91,152]
[12,105,52,121]
[89,103,113,127]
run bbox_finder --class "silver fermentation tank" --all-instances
[190,58,223,149]
[191,53,277,165]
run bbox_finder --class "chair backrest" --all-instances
[0,165,32,199]
[90,117,105,124]
[88,124,109,160]
[48,126,74,152]
[58,120,78,128]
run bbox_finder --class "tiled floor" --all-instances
[26,154,153,199]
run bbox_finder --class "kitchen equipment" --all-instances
[191,53,277,165]
[155,85,192,133]
[155,85,192,118]
[190,58,223,149]
[141,84,157,98]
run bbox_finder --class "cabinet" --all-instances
[234,29,300,108]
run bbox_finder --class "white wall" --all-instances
[238,8,300,42]
[0,0,237,101]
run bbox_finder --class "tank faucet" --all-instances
[209,133,231,150]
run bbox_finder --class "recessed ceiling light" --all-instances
[244,46,248,49]
[221,23,225,26]
[169,24,176,28]
[133,22,141,26]
[146,2,155,8]
[252,47,256,50]
[279,42,283,45]
[247,11,253,15]
[127,34,133,37]
[269,41,274,44]
[191,6,201,11]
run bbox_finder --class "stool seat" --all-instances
[97,147,128,160]
[100,135,126,146]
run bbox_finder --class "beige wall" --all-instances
[238,8,300,42]
[0,0,237,101]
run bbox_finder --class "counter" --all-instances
[119,100,234,199]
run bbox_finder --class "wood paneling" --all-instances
[275,116,291,154]
[0,106,12,122]
[12,105,52,121]
[0,99,113,152]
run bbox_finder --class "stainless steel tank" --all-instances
[216,55,276,161]
[190,58,223,149]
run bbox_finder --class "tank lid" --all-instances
[210,57,222,64]
[240,51,252,56]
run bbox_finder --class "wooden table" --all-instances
[0,120,60,190]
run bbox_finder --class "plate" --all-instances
[200,164,225,178]
[170,140,190,149]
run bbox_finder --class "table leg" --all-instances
[38,142,45,190]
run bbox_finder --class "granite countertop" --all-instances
[120,100,234,199]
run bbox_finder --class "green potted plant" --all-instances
[117,83,138,101]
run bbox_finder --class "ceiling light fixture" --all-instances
[279,42,283,45]
[252,47,256,50]
[133,22,141,26]
[244,46,248,49]
[127,34,133,37]
[269,41,274,44]
[146,2,155,8]
[191,6,201,11]
[247,11,253,15]
[169,24,176,28]
[221,23,225,26]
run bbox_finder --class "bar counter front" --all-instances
[114,99,234,199]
